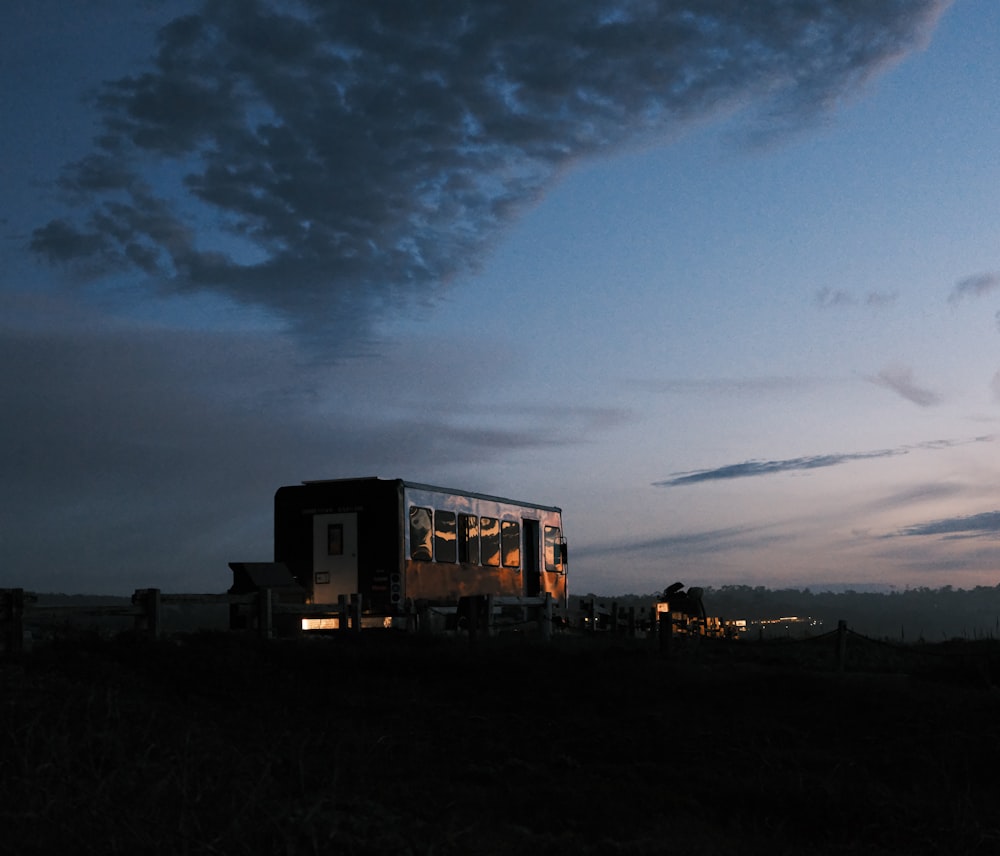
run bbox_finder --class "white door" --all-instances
[312,513,358,603]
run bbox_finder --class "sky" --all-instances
[3,0,1000,596]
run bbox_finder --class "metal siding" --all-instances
[277,477,566,612]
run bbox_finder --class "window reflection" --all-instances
[501,520,520,568]
[409,506,433,561]
[481,517,500,566]
[544,525,562,571]
[459,513,479,564]
[435,510,457,563]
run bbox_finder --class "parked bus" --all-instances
[273,478,568,625]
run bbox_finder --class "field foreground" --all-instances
[4,631,1000,855]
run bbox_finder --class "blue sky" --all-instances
[3,0,999,595]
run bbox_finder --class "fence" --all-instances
[0,588,559,654]
[7,587,979,679]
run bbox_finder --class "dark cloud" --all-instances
[895,511,1000,539]
[30,0,949,342]
[0,311,612,592]
[867,364,942,407]
[655,435,995,487]
[655,448,904,487]
[948,271,1000,304]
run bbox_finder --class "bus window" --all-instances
[481,517,500,566]
[435,510,457,563]
[409,506,433,561]
[458,514,479,564]
[544,525,563,571]
[501,520,520,568]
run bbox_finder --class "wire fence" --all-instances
[4,586,999,687]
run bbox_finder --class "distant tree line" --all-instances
[579,584,1000,642]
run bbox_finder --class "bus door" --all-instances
[312,512,358,604]
[522,518,541,597]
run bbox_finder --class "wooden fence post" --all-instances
[350,593,362,634]
[256,588,273,639]
[1,589,25,656]
[836,619,848,672]
[659,609,673,654]
[338,594,348,632]
[417,600,431,635]
[463,596,480,651]
[483,594,494,638]
[133,588,162,639]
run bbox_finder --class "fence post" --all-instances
[659,609,673,654]
[350,593,362,634]
[1,589,25,656]
[483,594,494,638]
[256,588,273,639]
[417,600,431,635]
[836,619,848,672]
[337,594,348,632]
[463,596,480,651]
[133,588,162,639]
[541,592,553,642]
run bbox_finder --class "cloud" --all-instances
[0,306,619,593]
[655,448,904,487]
[894,511,1000,539]
[866,364,942,407]
[992,371,1000,403]
[634,375,827,396]
[866,291,899,308]
[816,287,855,308]
[948,271,1000,304]
[869,482,965,512]
[573,524,784,560]
[655,435,994,487]
[30,0,950,344]
[815,288,898,308]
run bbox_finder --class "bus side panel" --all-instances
[403,560,522,603]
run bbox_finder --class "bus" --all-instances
[273,477,568,625]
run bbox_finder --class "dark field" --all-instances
[4,631,1000,855]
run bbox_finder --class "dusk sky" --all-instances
[3,0,1000,596]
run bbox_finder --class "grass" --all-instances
[3,631,1000,854]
